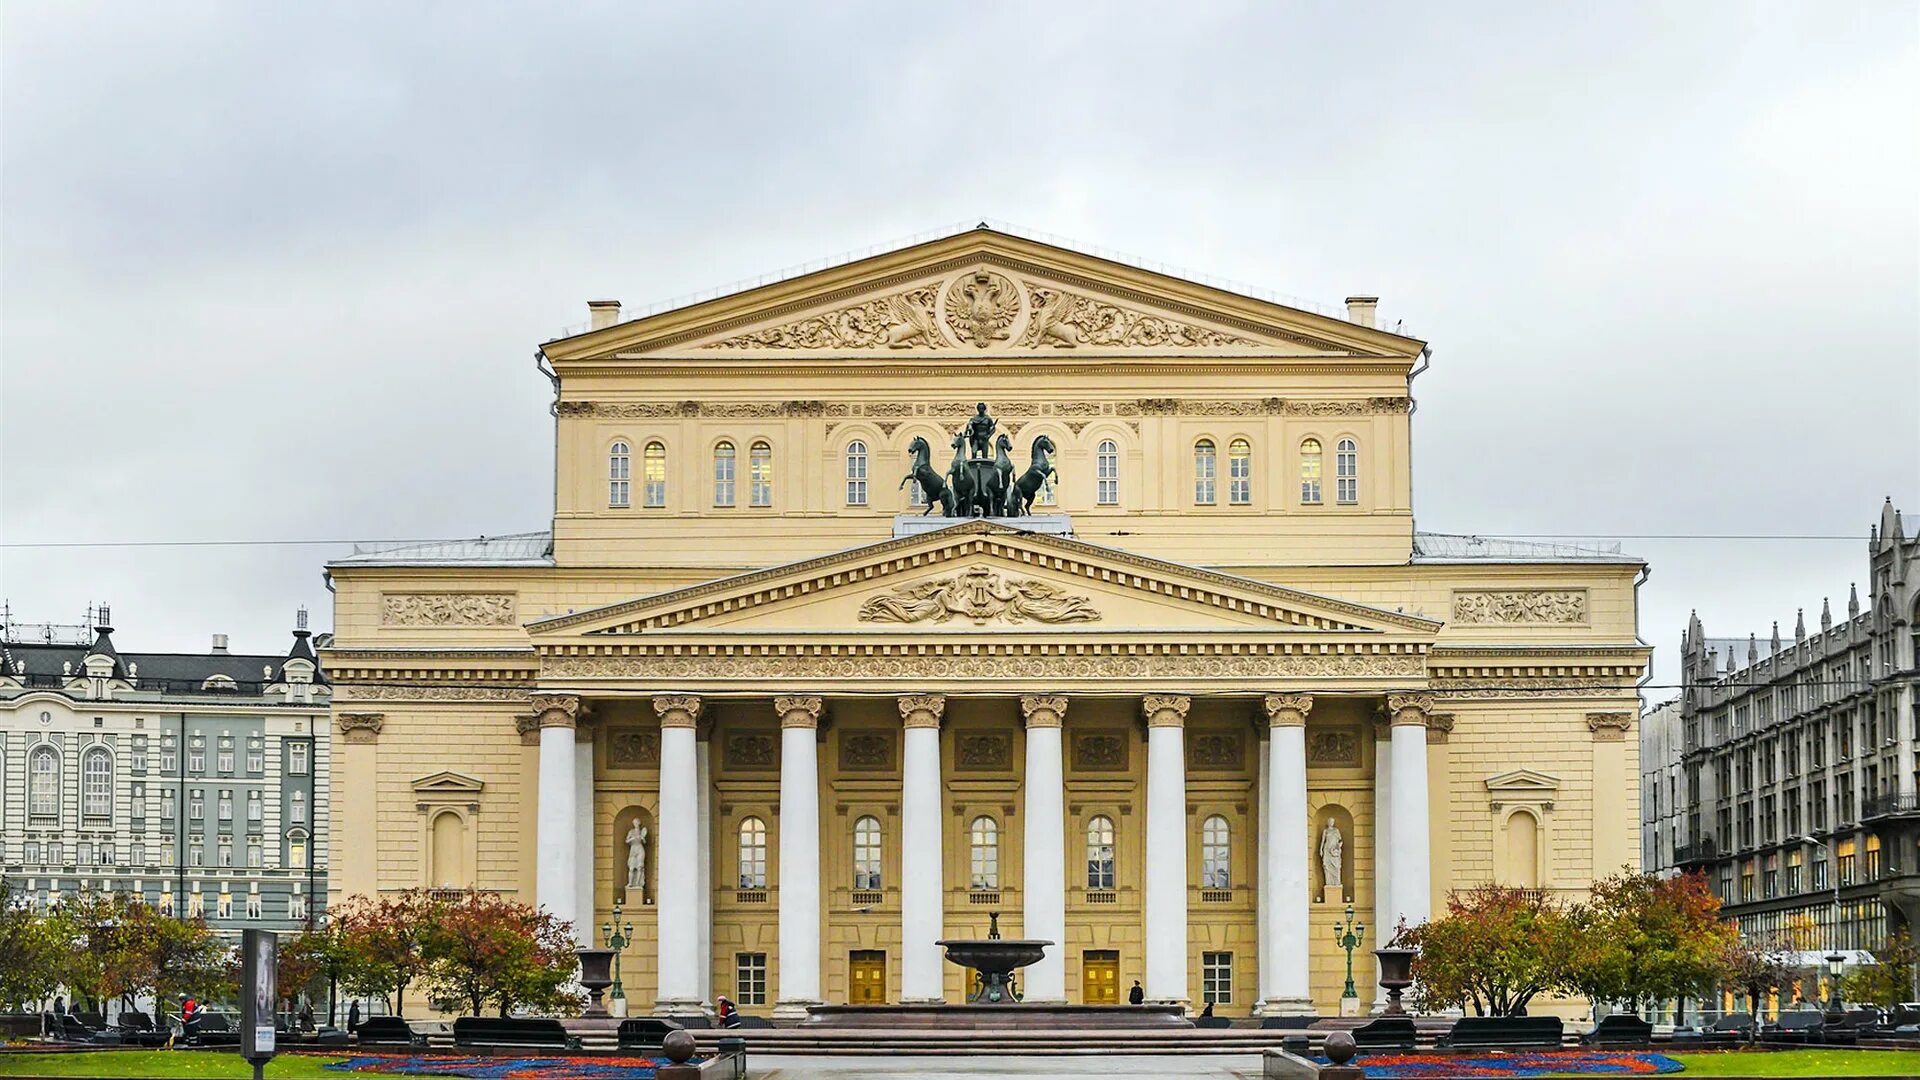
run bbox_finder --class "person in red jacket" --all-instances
[715,995,738,1027]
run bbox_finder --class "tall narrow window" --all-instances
[1086,815,1116,890]
[1299,438,1323,504]
[1201,815,1231,888]
[643,442,667,507]
[969,816,1000,891]
[1335,437,1358,504]
[82,747,112,824]
[713,442,736,506]
[1202,952,1233,1005]
[288,741,309,775]
[29,747,59,823]
[738,817,768,889]
[852,815,883,890]
[845,441,868,506]
[1096,440,1119,506]
[608,441,631,507]
[291,790,308,824]
[1228,439,1252,505]
[1194,440,1217,504]
[749,441,773,507]
[736,953,768,1006]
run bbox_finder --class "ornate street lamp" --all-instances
[1825,951,1847,1020]
[1332,903,1366,1001]
[602,902,635,1012]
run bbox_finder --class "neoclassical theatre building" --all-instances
[322,228,1649,1018]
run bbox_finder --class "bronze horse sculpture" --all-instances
[1005,434,1057,516]
[900,436,954,516]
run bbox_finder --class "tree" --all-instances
[282,922,353,1026]
[1842,932,1920,1008]
[47,890,142,1014]
[1567,871,1735,1015]
[1721,936,1796,1038]
[0,878,63,1011]
[114,904,234,1017]
[419,891,580,1016]
[337,892,443,1015]
[1402,884,1582,1016]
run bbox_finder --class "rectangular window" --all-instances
[290,838,308,869]
[247,791,262,822]
[189,791,204,821]
[130,736,148,773]
[131,782,146,820]
[736,953,768,1006]
[98,843,114,866]
[78,841,94,866]
[291,791,308,825]
[48,841,64,866]
[247,839,262,868]
[247,742,263,774]
[161,736,177,774]
[217,741,234,775]
[218,839,233,868]
[188,840,204,867]
[188,742,205,774]
[162,789,176,820]
[288,741,309,775]
[24,841,40,865]
[1201,951,1233,1005]
[131,843,147,867]
[218,792,233,822]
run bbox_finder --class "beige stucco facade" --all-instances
[322,228,1648,1017]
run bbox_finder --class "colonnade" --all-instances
[528,690,1438,1014]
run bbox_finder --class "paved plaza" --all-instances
[748,1054,1266,1080]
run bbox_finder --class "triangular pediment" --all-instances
[1484,769,1562,797]
[543,229,1421,361]
[529,521,1438,639]
[412,771,484,795]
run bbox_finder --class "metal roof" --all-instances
[330,531,555,568]
[1412,531,1641,565]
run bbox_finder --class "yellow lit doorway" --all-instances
[1082,950,1119,1004]
[849,950,887,1005]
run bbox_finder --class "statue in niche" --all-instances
[625,820,649,902]
[1319,819,1344,895]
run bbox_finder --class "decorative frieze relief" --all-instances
[840,730,896,770]
[1451,590,1589,626]
[723,732,778,770]
[1307,727,1361,766]
[710,287,944,350]
[542,647,1426,683]
[558,396,1410,421]
[335,684,533,702]
[953,732,1012,771]
[857,566,1100,625]
[1020,285,1255,349]
[1187,731,1244,770]
[381,593,518,627]
[1072,731,1130,772]
[607,727,661,768]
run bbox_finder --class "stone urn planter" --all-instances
[1373,946,1416,1016]
[576,947,616,1017]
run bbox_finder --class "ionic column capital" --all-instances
[1020,695,1069,728]
[1587,712,1633,741]
[337,713,384,744]
[1142,695,1191,728]
[1261,694,1313,728]
[1386,692,1436,727]
[897,695,946,730]
[774,695,825,729]
[653,694,704,729]
[529,694,580,729]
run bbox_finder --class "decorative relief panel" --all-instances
[840,731,896,770]
[559,396,1408,420]
[1451,590,1589,625]
[953,732,1012,772]
[1307,727,1361,767]
[710,287,944,350]
[543,649,1425,682]
[723,732,778,771]
[606,727,660,769]
[380,593,517,627]
[944,270,1020,347]
[857,566,1100,625]
[1186,731,1244,771]
[1021,285,1255,349]
[1072,731,1131,772]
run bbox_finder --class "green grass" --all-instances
[1544,1048,1920,1077]
[0,1049,348,1078]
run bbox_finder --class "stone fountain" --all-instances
[937,912,1049,1004]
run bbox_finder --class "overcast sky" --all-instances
[2,2,1915,696]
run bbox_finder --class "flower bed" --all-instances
[323,1054,683,1079]
[1326,1051,1682,1077]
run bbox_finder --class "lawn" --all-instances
[0,1050,347,1078]
[1658,1049,1920,1076]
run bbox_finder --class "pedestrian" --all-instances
[1128,980,1144,1005]
[1201,1002,1214,1018]
[348,1001,361,1033]
[716,994,737,1027]
[298,1001,315,1032]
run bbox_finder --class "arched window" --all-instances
[845,441,868,506]
[1335,438,1358,504]
[29,747,59,823]
[608,441,631,507]
[1086,815,1116,890]
[1201,815,1231,888]
[1096,440,1119,506]
[852,815,882,889]
[1193,439,1217,504]
[82,748,112,824]
[1228,439,1252,505]
[1505,810,1539,888]
[969,816,1000,890]
[738,817,768,889]
[1299,438,1323,504]
[643,442,667,507]
[749,441,773,507]
[430,810,466,888]
[713,441,736,506]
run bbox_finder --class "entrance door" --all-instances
[849,950,887,1005]
[1082,950,1119,1004]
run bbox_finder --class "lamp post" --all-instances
[1795,833,1845,1018]
[601,902,635,1015]
[1825,951,1847,1021]
[1332,903,1366,1002]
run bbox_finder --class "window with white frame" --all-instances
[845,441,868,506]
[130,736,148,773]
[247,740,263,773]
[970,816,1000,891]
[218,838,232,867]
[1335,437,1358,504]
[131,842,147,867]
[82,747,112,824]
[24,841,41,865]
[288,741,309,775]
[247,790,262,822]
[852,815,883,890]
[609,441,631,507]
[188,838,203,867]
[642,442,667,507]
[749,441,773,507]
[290,834,308,869]
[1096,440,1119,505]
[713,441,736,506]
[1201,814,1231,888]
[738,817,767,889]
[188,736,205,773]
[162,789,176,819]
[247,838,261,868]
[29,747,58,823]
[218,791,232,822]
[1299,438,1323,504]
[1194,439,1217,504]
[160,735,176,773]
[48,840,64,866]
[1086,815,1116,889]
[291,790,308,824]
[1202,951,1233,1004]
[1228,439,1252,504]
[190,790,204,821]
[217,736,234,774]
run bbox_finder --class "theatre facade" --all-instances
[322,228,1649,1018]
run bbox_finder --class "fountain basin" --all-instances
[937,937,1051,1004]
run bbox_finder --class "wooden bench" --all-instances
[1762,1010,1827,1045]
[1438,1015,1563,1049]
[1581,1013,1653,1046]
[1705,1011,1755,1042]
[1350,1015,1418,1051]
[354,1016,425,1048]
[452,1016,578,1051]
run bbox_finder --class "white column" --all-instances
[1254,733,1271,1013]
[574,731,595,947]
[774,696,824,1018]
[532,695,579,928]
[1261,694,1315,1014]
[696,734,713,1005]
[1372,724,1393,1010]
[653,695,704,1014]
[1019,695,1068,1003]
[1387,693,1433,931]
[899,695,947,1003]
[1143,695,1191,1005]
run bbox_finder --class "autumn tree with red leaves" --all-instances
[419,891,579,1017]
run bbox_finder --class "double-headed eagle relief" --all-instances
[900,403,1057,519]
